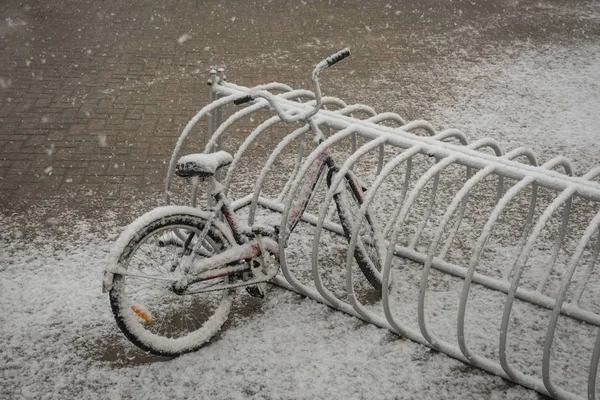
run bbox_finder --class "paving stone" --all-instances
[1,0,598,215]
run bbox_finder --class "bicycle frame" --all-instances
[180,60,375,288]
[178,125,372,292]
[186,147,337,270]
[104,51,355,294]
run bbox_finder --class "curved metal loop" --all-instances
[276,125,362,309]
[248,124,312,225]
[542,210,600,398]
[449,154,559,369]
[499,188,578,381]
[588,328,600,400]
[495,158,596,385]
[276,99,365,201]
[319,96,348,110]
[468,138,504,202]
[224,97,351,198]
[366,112,406,174]
[165,93,239,204]
[504,147,539,167]
[432,129,469,146]
[571,167,600,305]
[383,154,462,278]
[408,154,443,249]
[218,81,296,94]
[542,155,574,177]
[468,137,504,157]
[340,104,376,156]
[204,89,317,154]
[397,120,437,136]
[382,154,415,238]
[310,136,390,324]
[222,115,296,194]
[409,137,504,252]
[418,165,497,349]
[361,146,427,341]
[339,104,377,117]
[367,112,406,126]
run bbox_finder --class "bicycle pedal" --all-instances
[245,284,265,299]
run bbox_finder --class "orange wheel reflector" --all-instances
[131,305,153,323]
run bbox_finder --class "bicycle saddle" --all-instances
[176,151,233,178]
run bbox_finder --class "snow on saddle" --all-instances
[176,151,233,178]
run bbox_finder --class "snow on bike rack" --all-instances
[165,69,600,400]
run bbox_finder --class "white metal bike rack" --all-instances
[165,69,600,400]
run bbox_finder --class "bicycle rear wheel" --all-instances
[329,169,385,292]
[109,207,235,356]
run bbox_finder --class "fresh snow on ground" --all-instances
[2,41,599,399]
[0,212,534,400]
[430,42,600,172]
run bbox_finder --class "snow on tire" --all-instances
[108,206,235,356]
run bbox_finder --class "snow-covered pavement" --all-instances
[1,208,537,400]
[3,40,600,399]
[2,0,600,398]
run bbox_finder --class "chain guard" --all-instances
[178,256,279,295]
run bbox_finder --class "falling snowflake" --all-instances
[44,143,55,156]
[177,33,192,44]
[97,134,107,147]
[0,78,12,89]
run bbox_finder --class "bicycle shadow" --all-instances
[94,294,267,367]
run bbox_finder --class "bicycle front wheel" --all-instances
[330,170,385,292]
[109,206,235,356]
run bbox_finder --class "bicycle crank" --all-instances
[174,256,279,295]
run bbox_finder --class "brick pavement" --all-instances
[1,0,599,216]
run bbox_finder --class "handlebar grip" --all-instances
[234,95,253,105]
[316,48,351,71]
[326,48,351,67]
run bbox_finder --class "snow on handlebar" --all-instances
[233,95,253,105]
[315,48,351,71]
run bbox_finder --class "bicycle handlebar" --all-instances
[233,95,253,105]
[233,48,351,121]
[315,48,350,71]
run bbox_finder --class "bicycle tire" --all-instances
[109,206,235,356]
[328,168,385,292]
[286,156,328,234]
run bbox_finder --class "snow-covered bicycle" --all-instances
[103,49,388,356]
